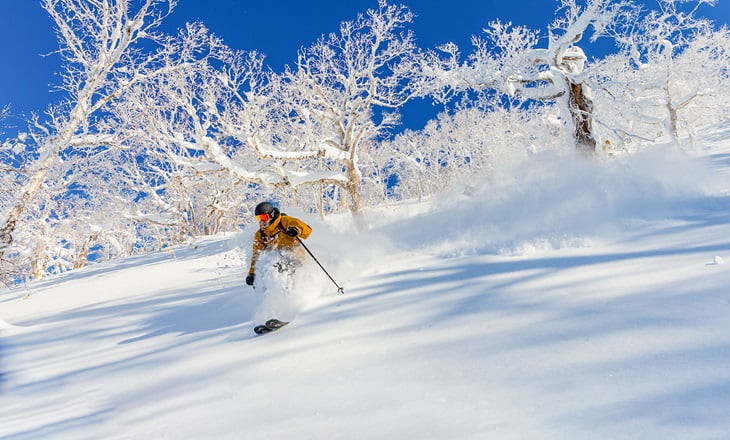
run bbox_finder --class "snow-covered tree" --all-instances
[589,0,728,146]
[373,93,565,202]
[275,0,430,214]
[0,0,247,278]
[440,0,633,153]
[0,0,205,262]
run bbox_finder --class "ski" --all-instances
[253,318,290,335]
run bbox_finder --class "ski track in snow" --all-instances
[1,128,730,439]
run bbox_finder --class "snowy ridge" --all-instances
[1,128,729,439]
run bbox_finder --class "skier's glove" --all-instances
[245,274,255,286]
[284,227,299,237]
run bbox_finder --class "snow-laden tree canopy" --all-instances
[0,0,728,283]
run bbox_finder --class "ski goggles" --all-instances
[256,213,272,224]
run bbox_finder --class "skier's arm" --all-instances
[248,231,266,275]
[284,217,312,240]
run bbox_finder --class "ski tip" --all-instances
[265,319,289,328]
[253,325,271,335]
[254,319,290,336]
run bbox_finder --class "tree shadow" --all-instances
[297,221,730,436]
[0,238,258,439]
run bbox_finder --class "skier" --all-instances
[245,201,312,288]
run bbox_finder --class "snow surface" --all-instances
[2,128,730,439]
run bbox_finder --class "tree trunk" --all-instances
[31,257,47,279]
[1,142,63,248]
[345,158,363,214]
[74,231,101,269]
[567,80,597,154]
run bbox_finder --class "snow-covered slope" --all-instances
[2,129,730,439]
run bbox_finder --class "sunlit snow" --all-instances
[1,127,729,439]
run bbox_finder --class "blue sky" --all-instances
[0,0,727,132]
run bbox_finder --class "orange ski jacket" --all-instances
[248,214,312,275]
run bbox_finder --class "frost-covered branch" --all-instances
[589,0,725,144]
[279,0,427,214]
[435,0,635,153]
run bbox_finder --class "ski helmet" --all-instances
[254,201,279,223]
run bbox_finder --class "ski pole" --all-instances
[296,237,344,294]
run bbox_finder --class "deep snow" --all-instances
[1,128,730,439]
